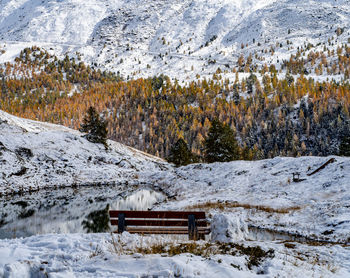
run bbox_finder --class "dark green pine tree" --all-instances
[203,119,240,163]
[339,136,350,156]
[246,72,257,94]
[167,138,198,167]
[80,106,108,149]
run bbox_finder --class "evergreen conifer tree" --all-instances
[80,106,108,149]
[203,119,240,163]
[339,136,350,156]
[246,72,257,94]
[168,138,197,166]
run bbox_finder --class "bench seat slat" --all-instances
[115,227,210,235]
[125,230,189,235]
[110,219,208,227]
[109,210,206,219]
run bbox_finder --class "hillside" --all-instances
[0,0,350,81]
[155,156,350,243]
[0,109,168,196]
[0,113,349,277]
[1,0,350,160]
[0,46,350,160]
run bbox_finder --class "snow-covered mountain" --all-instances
[1,0,350,81]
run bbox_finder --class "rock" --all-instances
[210,214,248,243]
[132,253,143,258]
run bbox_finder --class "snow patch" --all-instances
[211,214,248,243]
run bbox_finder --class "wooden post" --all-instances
[118,213,125,233]
[188,214,198,240]
[198,233,205,240]
[292,172,300,182]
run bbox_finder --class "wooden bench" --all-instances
[109,210,210,240]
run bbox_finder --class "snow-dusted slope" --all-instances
[1,110,349,243]
[0,111,350,277]
[0,109,168,195]
[153,156,350,243]
[0,0,349,81]
[0,111,169,239]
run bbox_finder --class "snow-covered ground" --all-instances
[1,111,350,277]
[0,232,349,277]
[154,157,350,243]
[0,109,168,196]
[1,0,349,82]
[1,1,350,275]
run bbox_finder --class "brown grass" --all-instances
[135,241,274,270]
[187,201,301,214]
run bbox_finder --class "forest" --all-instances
[0,46,350,160]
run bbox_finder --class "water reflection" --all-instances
[0,185,165,239]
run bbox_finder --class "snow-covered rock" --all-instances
[211,214,248,243]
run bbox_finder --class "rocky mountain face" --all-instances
[0,0,349,80]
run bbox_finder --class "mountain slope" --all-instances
[1,0,349,81]
[0,111,349,277]
[0,109,168,195]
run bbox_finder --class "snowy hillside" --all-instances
[0,112,350,277]
[0,109,168,196]
[154,156,350,243]
[0,0,350,81]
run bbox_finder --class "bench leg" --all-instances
[188,214,198,240]
[118,213,125,233]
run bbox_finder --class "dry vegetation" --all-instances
[187,201,301,214]
[109,233,274,270]
[107,233,342,275]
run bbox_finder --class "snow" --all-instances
[1,0,350,83]
[0,232,349,277]
[0,109,168,195]
[0,233,252,278]
[154,157,350,243]
[211,214,248,243]
[0,0,350,275]
[1,108,350,276]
